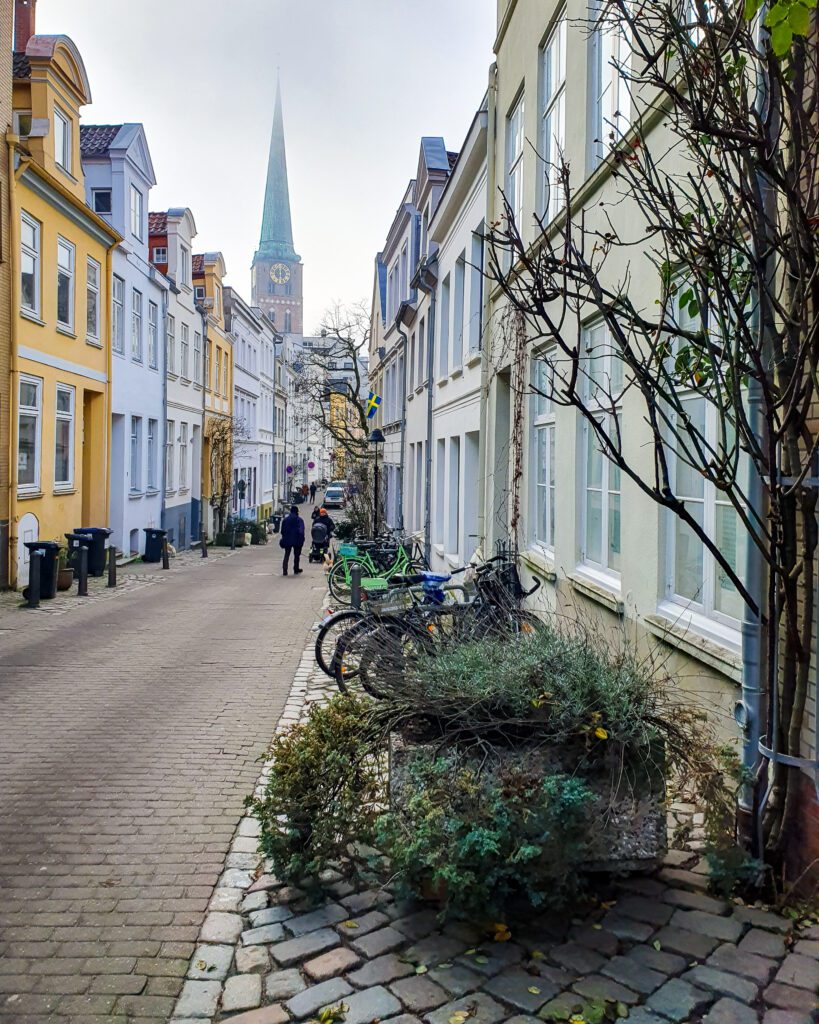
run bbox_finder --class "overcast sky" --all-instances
[36,0,497,332]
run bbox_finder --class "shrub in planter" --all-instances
[245,695,385,884]
[376,749,594,918]
[229,518,267,544]
[215,532,246,547]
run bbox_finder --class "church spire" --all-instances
[255,76,299,264]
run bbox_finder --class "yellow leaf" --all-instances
[195,959,207,970]
[531,950,544,959]
[342,920,359,929]
[528,986,541,995]
[416,965,428,974]
[592,924,603,930]
[464,949,477,956]
[601,900,617,909]
[594,727,609,740]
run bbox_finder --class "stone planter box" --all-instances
[389,734,667,873]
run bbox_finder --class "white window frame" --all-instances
[148,301,158,369]
[17,374,42,495]
[130,415,142,492]
[54,383,75,490]
[180,245,190,286]
[439,275,450,378]
[56,237,75,331]
[54,105,71,172]
[531,354,556,552]
[20,211,40,318]
[91,189,112,215]
[591,3,632,167]
[180,322,190,379]
[193,330,202,383]
[86,257,100,342]
[112,275,124,354]
[130,184,144,240]
[580,321,623,578]
[453,253,466,369]
[147,418,157,490]
[540,12,567,220]
[131,288,143,362]
[152,246,168,263]
[506,93,525,235]
[179,422,188,491]
[167,314,176,375]
[194,285,205,302]
[165,419,175,491]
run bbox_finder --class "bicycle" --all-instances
[326,535,427,603]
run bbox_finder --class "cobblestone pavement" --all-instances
[173,640,819,1024]
[0,540,328,1023]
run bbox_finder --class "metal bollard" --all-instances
[200,527,208,558]
[107,545,117,588]
[27,551,41,609]
[162,538,170,570]
[350,562,362,610]
[77,547,89,596]
[230,527,236,550]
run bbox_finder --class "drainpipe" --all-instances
[415,256,438,565]
[736,8,774,854]
[6,133,21,586]
[197,304,208,540]
[393,310,409,532]
[103,236,118,529]
[158,281,170,534]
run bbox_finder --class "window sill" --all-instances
[407,392,414,403]
[433,543,445,556]
[445,553,461,569]
[436,377,449,388]
[56,325,76,339]
[165,489,177,497]
[17,490,43,500]
[146,487,161,496]
[465,352,482,369]
[113,348,125,358]
[415,384,426,395]
[568,569,624,614]
[521,547,558,584]
[450,366,463,380]
[128,490,145,499]
[168,371,179,379]
[643,606,742,683]
[21,309,45,326]
[53,486,76,495]
[85,337,102,349]
[132,358,144,366]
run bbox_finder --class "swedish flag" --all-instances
[366,391,382,419]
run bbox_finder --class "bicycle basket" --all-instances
[497,562,525,599]
[361,577,388,592]
[339,544,358,557]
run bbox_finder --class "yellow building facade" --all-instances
[194,251,233,537]
[9,33,119,587]
[0,0,13,586]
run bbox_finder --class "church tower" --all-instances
[251,78,303,334]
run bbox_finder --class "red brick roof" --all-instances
[13,52,30,79]
[148,212,168,235]
[80,125,123,156]
[192,254,205,275]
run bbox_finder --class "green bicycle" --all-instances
[327,537,427,603]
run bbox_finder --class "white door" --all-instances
[16,512,39,588]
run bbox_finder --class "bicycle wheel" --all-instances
[314,610,365,678]
[328,559,356,603]
[333,616,381,695]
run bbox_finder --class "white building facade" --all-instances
[80,124,167,557]
[149,208,203,551]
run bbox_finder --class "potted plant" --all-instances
[56,546,74,590]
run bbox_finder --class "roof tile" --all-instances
[148,212,168,235]
[79,124,123,156]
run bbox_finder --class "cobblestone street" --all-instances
[0,542,327,1023]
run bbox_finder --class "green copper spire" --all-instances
[255,76,300,264]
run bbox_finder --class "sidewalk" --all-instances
[170,632,819,1024]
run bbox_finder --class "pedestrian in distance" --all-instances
[301,483,309,502]
[317,506,335,539]
[309,481,317,503]
[280,505,305,576]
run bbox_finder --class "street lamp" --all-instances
[368,428,385,537]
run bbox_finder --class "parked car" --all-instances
[323,484,346,509]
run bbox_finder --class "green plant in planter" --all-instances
[376,750,594,918]
[245,695,385,884]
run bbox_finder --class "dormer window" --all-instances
[92,189,112,215]
[54,106,71,173]
[152,246,168,264]
[130,185,143,240]
[194,286,205,302]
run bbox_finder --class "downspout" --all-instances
[415,256,438,565]
[477,64,498,557]
[736,7,773,853]
[393,313,409,532]
[6,134,21,585]
[197,305,208,540]
[103,237,117,528]
[158,281,170,532]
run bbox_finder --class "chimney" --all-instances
[14,0,36,52]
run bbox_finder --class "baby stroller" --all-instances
[308,518,331,563]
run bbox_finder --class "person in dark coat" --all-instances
[280,505,305,576]
[317,507,335,538]
[309,482,317,503]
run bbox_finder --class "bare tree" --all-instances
[485,0,819,867]
[298,302,371,464]
[207,415,249,535]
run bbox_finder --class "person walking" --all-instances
[280,505,305,576]
[309,481,317,504]
[301,483,309,502]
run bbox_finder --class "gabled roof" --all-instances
[12,52,30,78]
[148,212,168,235]
[79,124,123,156]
